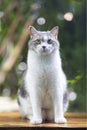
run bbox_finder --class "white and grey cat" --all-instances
[18,26,69,124]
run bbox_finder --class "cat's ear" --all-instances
[28,26,38,38]
[50,26,59,39]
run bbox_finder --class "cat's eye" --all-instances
[48,39,52,44]
[35,39,41,44]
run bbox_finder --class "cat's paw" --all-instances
[30,118,42,124]
[55,117,67,124]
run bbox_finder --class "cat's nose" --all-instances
[42,46,46,49]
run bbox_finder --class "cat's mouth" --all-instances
[40,48,52,55]
[36,46,53,55]
[41,47,50,54]
[42,48,47,52]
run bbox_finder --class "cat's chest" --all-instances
[29,57,56,77]
[27,51,60,85]
[28,52,56,71]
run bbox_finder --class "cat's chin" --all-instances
[38,52,52,56]
[36,50,54,56]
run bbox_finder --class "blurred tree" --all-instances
[0,0,86,112]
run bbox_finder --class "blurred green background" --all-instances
[0,0,86,112]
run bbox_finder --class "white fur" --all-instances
[18,49,67,124]
[18,27,68,124]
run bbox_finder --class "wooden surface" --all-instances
[0,112,87,130]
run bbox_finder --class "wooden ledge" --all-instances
[0,112,87,130]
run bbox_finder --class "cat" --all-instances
[18,26,69,124]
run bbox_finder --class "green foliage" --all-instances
[68,75,82,86]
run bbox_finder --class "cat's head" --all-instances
[28,26,60,56]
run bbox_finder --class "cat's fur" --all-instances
[18,26,69,124]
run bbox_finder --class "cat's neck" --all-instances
[27,49,62,67]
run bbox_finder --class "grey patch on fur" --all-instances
[17,97,21,106]
[18,83,29,98]
[63,90,69,104]
[63,90,69,112]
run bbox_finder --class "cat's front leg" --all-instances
[54,104,67,124]
[52,88,67,124]
[29,89,42,124]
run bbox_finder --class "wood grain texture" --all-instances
[0,112,87,130]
